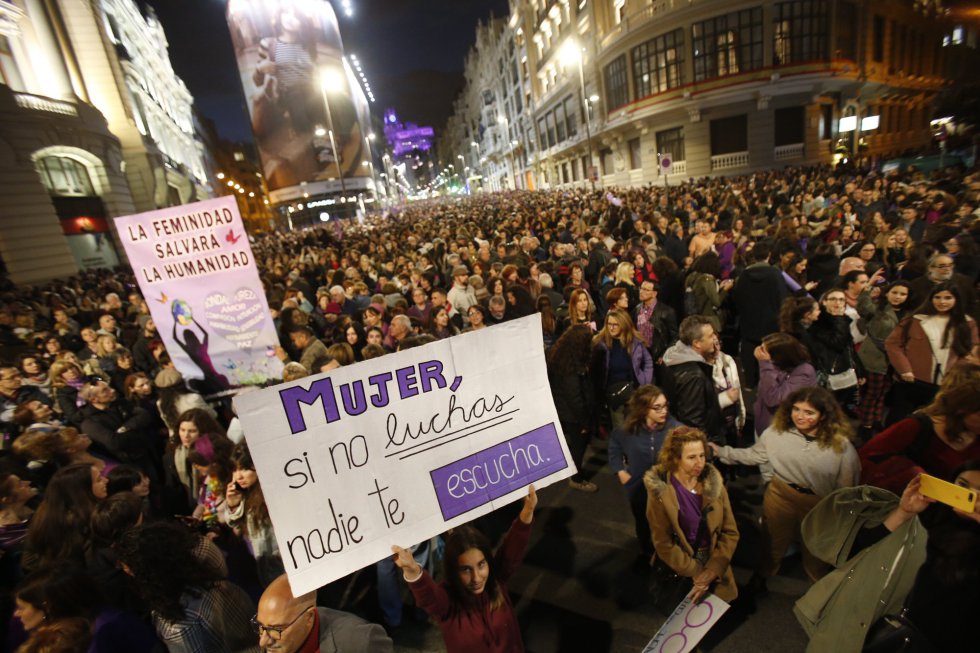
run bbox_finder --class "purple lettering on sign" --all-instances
[429,423,567,520]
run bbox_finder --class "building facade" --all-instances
[0,0,208,283]
[442,0,954,192]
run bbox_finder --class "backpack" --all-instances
[683,273,707,318]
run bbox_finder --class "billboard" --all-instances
[226,0,374,204]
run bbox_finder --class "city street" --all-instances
[383,436,812,653]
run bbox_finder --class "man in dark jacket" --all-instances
[732,242,787,386]
[634,280,678,363]
[660,316,723,443]
[79,380,159,479]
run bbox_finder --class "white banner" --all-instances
[233,314,576,594]
[642,595,730,653]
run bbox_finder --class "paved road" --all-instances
[381,436,813,653]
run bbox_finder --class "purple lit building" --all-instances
[383,108,436,189]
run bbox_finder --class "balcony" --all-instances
[14,92,78,117]
[711,151,749,171]
[774,143,804,161]
[665,160,687,176]
[599,0,691,50]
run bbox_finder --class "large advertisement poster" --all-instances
[226,0,374,204]
[233,315,576,595]
[114,196,283,392]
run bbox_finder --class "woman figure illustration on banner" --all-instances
[171,300,230,395]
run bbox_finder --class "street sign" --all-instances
[660,156,673,174]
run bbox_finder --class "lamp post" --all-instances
[319,69,347,200]
[471,141,485,191]
[364,132,380,207]
[456,154,467,193]
[561,39,596,192]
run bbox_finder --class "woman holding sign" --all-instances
[392,485,537,653]
[644,427,739,606]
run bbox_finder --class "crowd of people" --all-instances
[0,158,978,652]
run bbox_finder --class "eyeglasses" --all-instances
[824,297,846,303]
[649,402,669,412]
[931,263,954,270]
[251,607,312,641]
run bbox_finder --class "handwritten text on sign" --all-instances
[233,315,575,595]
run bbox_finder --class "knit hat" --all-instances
[154,368,183,388]
[324,302,342,315]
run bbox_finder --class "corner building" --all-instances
[445,0,953,191]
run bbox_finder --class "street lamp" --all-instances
[319,68,347,199]
[560,39,596,191]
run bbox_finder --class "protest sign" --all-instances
[114,196,282,390]
[233,314,575,595]
[642,595,730,653]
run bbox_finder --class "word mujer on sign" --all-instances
[279,359,463,434]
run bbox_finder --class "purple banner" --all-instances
[429,423,567,520]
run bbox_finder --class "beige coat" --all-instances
[644,462,740,601]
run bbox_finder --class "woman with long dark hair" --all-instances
[609,385,680,554]
[23,463,107,571]
[548,325,598,492]
[753,332,817,436]
[591,309,654,430]
[392,486,537,653]
[885,281,979,424]
[807,289,862,415]
[222,442,283,587]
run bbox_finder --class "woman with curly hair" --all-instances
[392,486,537,653]
[712,387,859,585]
[114,520,255,653]
[162,408,229,516]
[644,426,739,606]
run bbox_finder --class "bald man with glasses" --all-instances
[254,574,392,652]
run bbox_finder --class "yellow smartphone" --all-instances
[919,473,977,513]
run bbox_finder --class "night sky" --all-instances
[146,0,509,142]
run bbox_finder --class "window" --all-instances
[546,112,557,148]
[656,127,685,162]
[835,1,857,60]
[537,117,548,150]
[35,156,97,197]
[582,155,592,180]
[564,96,578,137]
[0,36,24,91]
[604,55,629,110]
[772,1,829,65]
[692,7,764,81]
[820,104,833,139]
[774,106,805,146]
[872,15,885,62]
[167,185,182,207]
[709,115,748,155]
[628,137,642,169]
[632,28,685,98]
[600,147,615,175]
[555,104,567,142]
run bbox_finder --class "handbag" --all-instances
[826,367,859,390]
[862,610,934,653]
[649,555,690,614]
[605,379,634,409]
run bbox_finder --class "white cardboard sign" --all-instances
[233,314,576,594]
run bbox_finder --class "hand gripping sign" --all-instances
[233,314,576,594]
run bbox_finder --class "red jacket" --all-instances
[408,519,531,653]
[859,415,980,494]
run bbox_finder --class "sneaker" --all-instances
[568,479,598,492]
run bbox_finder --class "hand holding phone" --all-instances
[918,473,977,513]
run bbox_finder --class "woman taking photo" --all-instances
[609,385,679,554]
[855,281,912,434]
[548,325,598,493]
[885,281,979,424]
[392,486,537,653]
[753,332,817,437]
[591,309,653,430]
[644,427,739,604]
[711,387,860,584]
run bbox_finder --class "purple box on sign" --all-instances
[429,423,567,520]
